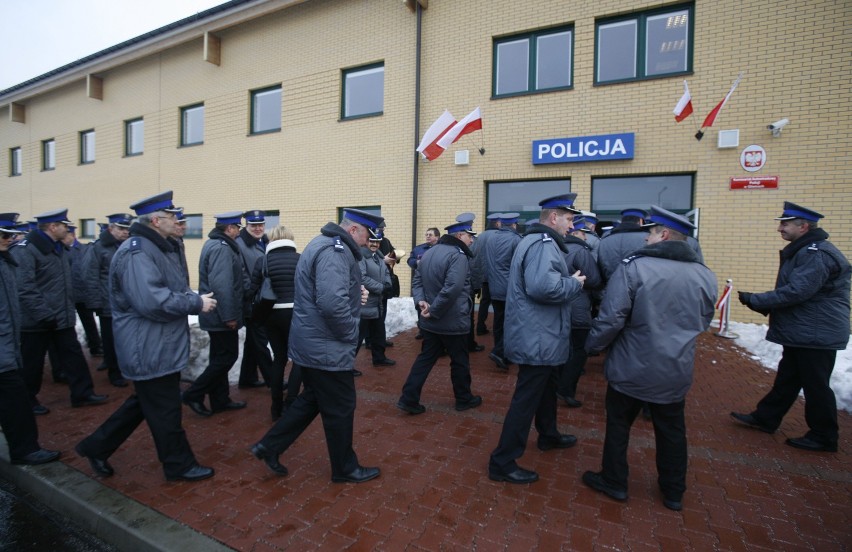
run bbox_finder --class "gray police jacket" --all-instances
[236,229,268,290]
[0,252,22,373]
[749,228,850,350]
[485,227,522,301]
[84,229,121,313]
[587,240,717,403]
[67,241,90,305]
[11,230,76,331]
[597,225,649,282]
[110,223,204,381]
[360,246,389,320]
[289,223,363,371]
[412,234,473,335]
[470,227,498,290]
[199,229,248,331]
[504,224,583,366]
[563,235,602,329]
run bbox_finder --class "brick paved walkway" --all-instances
[32,329,851,551]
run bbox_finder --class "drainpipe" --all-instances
[411,3,422,251]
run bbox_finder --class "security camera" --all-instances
[767,118,789,136]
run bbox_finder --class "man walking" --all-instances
[485,212,522,370]
[236,209,273,389]
[732,202,849,453]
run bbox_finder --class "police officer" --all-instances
[485,212,522,370]
[408,227,440,340]
[583,206,717,511]
[251,208,383,483]
[0,213,61,466]
[597,208,649,282]
[732,202,850,453]
[62,225,103,358]
[397,215,482,415]
[171,209,190,284]
[358,232,395,367]
[489,195,585,484]
[12,208,108,414]
[471,213,502,335]
[75,191,217,482]
[236,209,273,389]
[85,213,134,388]
[183,212,249,417]
[580,211,601,260]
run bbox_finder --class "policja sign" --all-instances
[532,132,634,165]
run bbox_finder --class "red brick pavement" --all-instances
[34,329,851,551]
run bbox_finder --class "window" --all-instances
[341,63,384,119]
[487,180,571,222]
[591,175,693,217]
[596,4,692,84]
[10,147,22,176]
[125,118,144,156]
[251,86,282,134]
[183,214,204,239]
[80,219,97,239]
[80,130,96,164]
[494,26,573,97]
[42,139,55,171]
[180,104,204,146]
[262,210,280,229]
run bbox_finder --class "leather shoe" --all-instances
[238,380,267,389]
[455,395,482,412]
[90,347,105,357]
[730,412,775,433]
[469,344,485,352]
[538,434,578,451]
[384,340,394,347]
[415,333,424,340]
[110,378,128,388]
[213,401,247,413]
[96,362,107,371]
[32,405,50,416]
[582,471,627,501]
[166,465,215,482]
[11,448,61,466]
[250,443,288,476]
[556,393,582,408]
[397,400,426,415]
[489,467,539,484]
[332,466,380,483]
[663,498,683,511]
[352,369,363,377]
[71,394,109,407]
[373,358,396,366]
[182,397,212,417]
[785,436,837,452]
[476,328,490,336]
[75,443,114,477]
[489,352,508,370]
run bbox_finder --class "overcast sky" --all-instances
[0,0,227,91]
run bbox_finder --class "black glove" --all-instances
[37,318,58,331]
[737,291,752,306]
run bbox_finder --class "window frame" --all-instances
[125,118,144,156]
[250,85,283,135]
[594,3,694,85]
[340,62,385,120]
[492,25,574,99]
[80,129,96,164]
[180,103,205,147]
[42,139,56,171]
[80,219,97,239]
[10,147,22,176]
[183,214,204,239]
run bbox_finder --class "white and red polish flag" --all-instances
[417,110,456,161]
[436,107,482,150]
[673,80,693,122]
[701,73,742,128]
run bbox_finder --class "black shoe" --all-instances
[415,333,424,340]
[90,348,104,357]
[469,344,485,352]
[785,436,837,452]
[352,369,363,377]
[730,412,775,434]
[582,471,627,501]
[537,434,578,451]
[32,405,50,416]
[212,401,247,413]
[238,380,267,389]
[476,328,490,336]
[556,393,582,408]
[53,374,69,384]
[455,395,482,412]
[75,443,114,477]
[663,498,683,511]
[396,400,426,415]
[373,358,397,366]
[488,352,508,370]
[71,394,109,407]
[11,448,61,466]
[488,468,538,484]
[182,397,213,417]
[96,362,108,371]
[110,378,128,388]
[332,466,380,483]
[384,340,394,347]
[166,465,215,482]
[250,443,288,475]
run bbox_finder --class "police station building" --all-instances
[1,0,849,324]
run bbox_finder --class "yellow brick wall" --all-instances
[1,0,850,325]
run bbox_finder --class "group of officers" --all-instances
[0,193,848,510]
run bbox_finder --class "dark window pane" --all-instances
[597,20,637,82]
[488,180,571,221]
[536,31,572,89]
[496,39,529,95]
[252,88,282,133]
[344,66,383,118]
[592,175,692,214]
[646,10,689,76]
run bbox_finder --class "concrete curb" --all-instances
[0,435,233,552]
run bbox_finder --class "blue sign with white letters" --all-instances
[532,133,635,164]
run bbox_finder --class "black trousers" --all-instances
[75,303,102,353]
[400,331,474,406]
[476,282,491,332]
[77,372,197,478]
[0,370,41,460]
[489,364,561,473]
[98,315,123,384]
[558,328,589,398]
[601,385,687,501]
[490,299,506,358]
[239,321,274,386]
[259,366,359,478]
[184,330,238,410]
[752,346,838,445]
[21,328,95,406]
[265,308,295,407]
[357,317,387,363]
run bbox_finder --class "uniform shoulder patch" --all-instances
[540,233,553,242]
[333,236,345,251]
[622,255,639,264]
[807,243,820,252]
[456,246,464,254]
[16,239,28,247]
[128,237,143,252]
